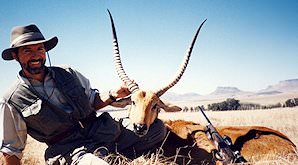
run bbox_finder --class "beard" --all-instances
[21,59,46,74]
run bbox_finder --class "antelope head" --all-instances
[108,10,206,136]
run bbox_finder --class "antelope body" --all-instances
[162,120,297,164]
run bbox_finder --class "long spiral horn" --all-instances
[156,19,207,97]
[107,10,139,93]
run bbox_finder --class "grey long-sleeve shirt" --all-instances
[0,66,97,159]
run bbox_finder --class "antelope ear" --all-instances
[158,99,182,112]
[110,96,131,108]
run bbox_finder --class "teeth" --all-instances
[30,61,40,65]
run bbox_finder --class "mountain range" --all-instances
[162,78,298,102]
[258,79,298,93]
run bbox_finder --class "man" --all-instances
[0,24,166,165]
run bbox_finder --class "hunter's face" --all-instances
[14,43,46,76]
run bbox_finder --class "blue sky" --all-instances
[0,0,297,96]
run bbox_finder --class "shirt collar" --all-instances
[17,67,54,86]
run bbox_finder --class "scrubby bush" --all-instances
[208,98,240,111]
[285,98,298,107]
[184,97,298,112]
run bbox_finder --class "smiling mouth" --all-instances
[29,59,43,67]
[23,59,46,74]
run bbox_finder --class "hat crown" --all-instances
[11,24,42,41]
[10,24,45,47]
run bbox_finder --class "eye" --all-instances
[131,101,135,106]
[38,47,46,53]
[23,49,32,54]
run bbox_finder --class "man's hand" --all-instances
[93,83,132,110]
[1,152,20,165]
[110,83,131,99]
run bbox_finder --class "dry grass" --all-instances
[102,151,178,165]
[1,107,297,164]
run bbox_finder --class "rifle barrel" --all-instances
[198,106,212,124]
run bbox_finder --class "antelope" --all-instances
[107,10,205,137]
[107,11,297,164]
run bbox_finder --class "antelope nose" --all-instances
[134,124,147,133]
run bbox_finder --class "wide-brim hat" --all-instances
[2,24,58,61]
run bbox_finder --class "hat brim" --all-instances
[2,36,58,61]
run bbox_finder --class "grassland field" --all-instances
[6,106,295,164]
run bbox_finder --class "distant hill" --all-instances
[258,79,298,94]
[161,92,200,101]
[162,78,298,103]
[256,91,282,95]
[205,86,254,100]
[210,86,241,95]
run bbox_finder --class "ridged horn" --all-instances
[156,19,207,97]
[107,10,139,93]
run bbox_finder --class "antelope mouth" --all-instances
[133,124,149,137]
[134,130,148,137]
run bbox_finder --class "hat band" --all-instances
[10,32,45,48]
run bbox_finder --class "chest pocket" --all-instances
[21,99,42,117]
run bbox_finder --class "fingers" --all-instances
[119,86,130,96]
[112,83,131,99]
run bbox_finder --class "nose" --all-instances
[134,124,148,135]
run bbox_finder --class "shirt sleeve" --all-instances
[71,69,99,106]
[0,98,27,159]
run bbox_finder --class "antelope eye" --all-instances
[131,101,135,106]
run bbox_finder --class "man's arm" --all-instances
[1,152,20,165]
[93,85,131,110]
[0,101,27,164]
[93,91,114,110]
[70,68,130,110]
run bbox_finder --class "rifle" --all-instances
[198,106,247,164]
